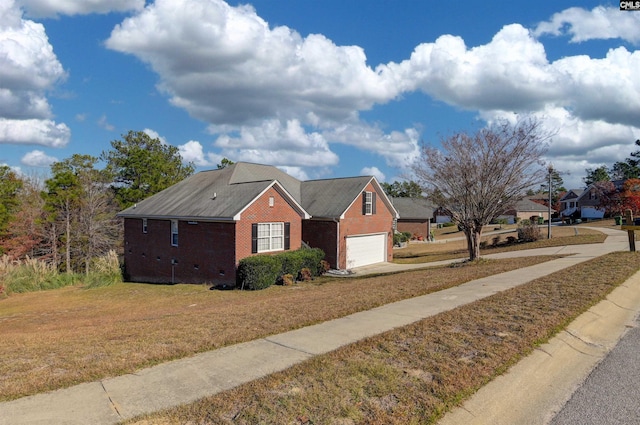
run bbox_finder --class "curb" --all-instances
[437,269,640,425]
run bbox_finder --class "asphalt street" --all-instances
[549,315,640,425]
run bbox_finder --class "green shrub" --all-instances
[276,250,305,277]
[237,255,281,290]
[238,248,326,290]
[296,247,325,277]
[394,232,412,246]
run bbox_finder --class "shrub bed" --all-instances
[237,248,325,290]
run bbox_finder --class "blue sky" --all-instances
[2,0,639,189]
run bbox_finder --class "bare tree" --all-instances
[412,118,550,260]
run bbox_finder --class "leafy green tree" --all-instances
[43,158,84,272]
[217,158,235,169]
[43,155,120,273]
[381,180,423,198]
[583,166,611,186]
[0,166,23,253]
[1,174,47,259]
[102,131,195,209]
[610,160,640,181]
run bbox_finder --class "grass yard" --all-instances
[0,255,559,401]
[127,251,640,425]
[394,225,606,264]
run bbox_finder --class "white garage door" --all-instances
[346,233,387,269]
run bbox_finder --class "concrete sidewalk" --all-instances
[0,227,634,424]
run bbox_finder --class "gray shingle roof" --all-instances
[118,162,396,220]
[513,198,554,213]
[118,164,283,220]
[390,197,434,219]
[301,176,373,218]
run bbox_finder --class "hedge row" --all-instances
[237,247,325,290]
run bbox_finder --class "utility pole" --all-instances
[548,164,553,239]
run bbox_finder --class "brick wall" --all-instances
[123,218,236,285]
[397,219,430,239]
[302,220,338,269]
[236,186,303,262]
[337,182,395,269]
[123,186,304,286]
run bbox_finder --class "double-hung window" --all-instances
[257,222,283,252]
[252,222,290,253]
[362,191,376,215]
[171,220,178,246]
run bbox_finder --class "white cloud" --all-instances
[382,25,560,113]
[323,123,420,168]
[482,107,640,190]
[97,114,114,131]
[0,1,70,147]
[178,140,218,167]
[0,3,65,97]
[142,128,167,144]
[552,47,640,127]
[103,2,639,182]
[213,119,339,168]
[361,166,385,182]
[21,149,57,167]
[534,6,640,44]
[105,0,395,127]
[17,0,144,18]
[0,118,70,147]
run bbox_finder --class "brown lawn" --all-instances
[128,251,640,425]
[1,255,559,401]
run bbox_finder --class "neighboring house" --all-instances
[559,189,585,218]
[391,197,434,239]
[117,162,398,285]
[499,198,555,224]
[433,206,453,223]
[559,184,619,219]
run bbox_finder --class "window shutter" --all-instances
[372,192,377,214]
[251,223,258,254]
[284,222,290,250]
[362,192,367,215]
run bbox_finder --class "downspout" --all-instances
[334,218,340,270]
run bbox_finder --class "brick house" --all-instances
[559,183,619,219]
[499,197,555,224]
[390,197,434,240]
[118,162,398,285]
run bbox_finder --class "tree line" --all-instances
[579,139,640,217]
[0,131,194,273]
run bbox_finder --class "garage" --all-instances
[345,233,387,268]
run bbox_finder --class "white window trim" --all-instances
[364,191,373,215]
[257,222,284,253]
[142,218,148,234]
[171,220,178,246]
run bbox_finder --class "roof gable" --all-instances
[301,176,372,218]
[560,189,584,201]
[117,162,398,221]
[118,163,305,220]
